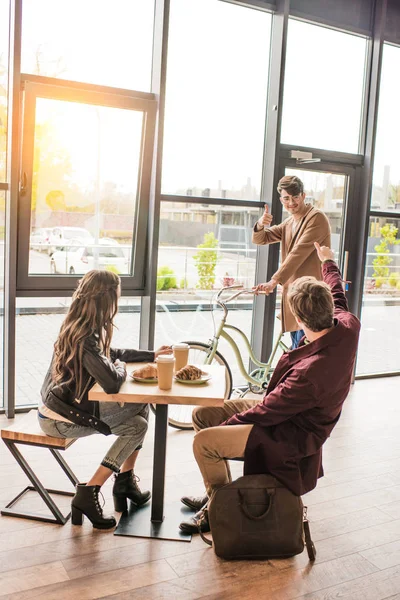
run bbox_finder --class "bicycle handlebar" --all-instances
[215,286,268,306]
[216,284,244,300]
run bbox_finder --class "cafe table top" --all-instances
[88,363,226,407]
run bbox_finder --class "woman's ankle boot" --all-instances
[71,484,116,530]
[113,470,151,512]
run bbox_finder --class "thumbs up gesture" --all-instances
[258,204,273,228]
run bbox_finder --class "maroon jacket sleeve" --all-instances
[222,373,317,427]
[322,260,348,314]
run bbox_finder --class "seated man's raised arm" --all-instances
[314,242,348,314]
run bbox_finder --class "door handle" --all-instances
[19,171,27,195]
[343,251,351,292]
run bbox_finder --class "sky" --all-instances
[0,0,399,206]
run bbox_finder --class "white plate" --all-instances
[174,373,211,385]
[130,375,158,384]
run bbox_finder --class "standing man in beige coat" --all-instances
[253,175,331,348]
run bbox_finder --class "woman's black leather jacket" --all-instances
[41,335,154,435]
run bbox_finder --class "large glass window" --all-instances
[281,19,367,153]
[162,0,271,200]
[371,43,400,211]
[155,201,257,386]
[21,0,155,91]
[357,216,400,375]
[26,99,142,277]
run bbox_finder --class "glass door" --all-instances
[17,78,156,294]
[270,162,354,347]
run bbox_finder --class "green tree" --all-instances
[193,232,219,290]
[372,224,400,287]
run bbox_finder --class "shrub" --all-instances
[372,224,400,284]
[105,264,120,275]
[388,271,400,288]
[193,232,219,290]
[157,266,177,291]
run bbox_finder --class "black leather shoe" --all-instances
[113,471,151,512]
[179,508,210,534]
[180,494,208,512]
[71,484,116,530]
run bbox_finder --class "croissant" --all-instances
[132,364,158,379]
[175,365,205,381]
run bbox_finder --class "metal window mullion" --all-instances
[251,0,290,364]
[4,0,23,418]
[139,0,170,351]
[161,194,264,208]
[20,73,156,101]
[369,210,400,219]
[220,1,275,12]
[352,0,387,325]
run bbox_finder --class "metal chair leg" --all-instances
[1,439,78,524]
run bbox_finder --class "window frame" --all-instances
[16,75,157,296]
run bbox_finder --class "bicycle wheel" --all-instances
[151,342,233,430]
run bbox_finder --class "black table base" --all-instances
[115,501,192,542]
[114,403,193,542]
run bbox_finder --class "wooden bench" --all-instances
[1,410,80,525]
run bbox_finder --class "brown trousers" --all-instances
[192,398,259,497]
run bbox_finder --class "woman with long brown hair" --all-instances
[38,270,171,530]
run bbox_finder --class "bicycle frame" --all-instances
[202,288,289,387]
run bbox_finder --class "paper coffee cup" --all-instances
[172,343,190,372]
[156,355,175,390]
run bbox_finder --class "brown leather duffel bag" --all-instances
[200,474,316,561]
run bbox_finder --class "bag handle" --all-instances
[197,507,213,547]
[303,506,316,561]
[238,488,275,521]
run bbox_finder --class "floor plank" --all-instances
[1,377,400,599]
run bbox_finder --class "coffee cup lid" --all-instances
[156,354,175,362]
[172,343,189,349]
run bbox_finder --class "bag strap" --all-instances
[303,506,316,561]
[238,488,275,521]
[197,507,213,547]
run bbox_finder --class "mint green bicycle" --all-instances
[168,284,289,430]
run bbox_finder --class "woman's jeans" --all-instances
[38,402,149,473]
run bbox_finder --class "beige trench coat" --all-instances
[252,205,331,332]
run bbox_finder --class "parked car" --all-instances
[50,239,129,275]
[30,228,52,252]
[48,227,94,255]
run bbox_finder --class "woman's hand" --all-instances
[114,358,127,371]
[314,242,335,262]
[155,345,173,359]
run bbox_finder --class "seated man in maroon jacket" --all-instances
[180,242,361,534]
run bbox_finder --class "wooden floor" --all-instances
[1,377,400,599]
